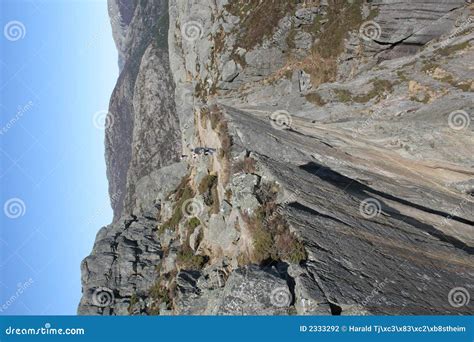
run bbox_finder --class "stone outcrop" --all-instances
[79,0,473,315]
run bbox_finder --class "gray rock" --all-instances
[133,162,188,217]
[189,225,202,252]
[230,173,261,214]
[78,215,163,315]
[294,31,313,50]
[206,214,239,253]
[212,265,292,315]
[221,60,239,82]
[298,70,312,93]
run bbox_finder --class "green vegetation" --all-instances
[420,61,471,91]
[301,0,374,85]
[175,217,206,271]
[199,174,218,194]
[176,245,207,270]
[128,293,139,314]
[410,94,430,104]
[314,0,365,59]
[160,176,194,232]
[233,157,257,174]
[437,41,470,57]
[225,0,297,50]
[148,282,171,315]
[187,217,201,229]
[396,70,408,82]
[333,79,394,104]
[225,189,233,201]
[353,79,393,103]
[243,182,307,265]
[421,61,439,73]
[199,174,220,214]
[453,82,471,92]
[334,89,353,103]
[210,106,233,183]
[305,92,327,106]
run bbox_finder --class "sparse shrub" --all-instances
[246,213,274,262]
[161,176,194,231]
[437,41,470,56]
[200,106,210,129]
[233,157,257,174]
[353,79,393,103]
[421,61,439,73]
[225,0,297,50]
[225,189,233,201]
[198,174,220,214]
[148,281,171,314]
[187,217,201,229]
[305,92,326,106]
[275,231,307,264]
[176,245,206,270]
[334,79,393,104]
[335,89,353,103]
[243,182,307,265]
[198,175,218,194]
[396,70,408,82]
[128,293,139,314]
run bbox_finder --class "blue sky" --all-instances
[0,0,118,314]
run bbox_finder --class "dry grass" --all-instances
[437,41,470,56]
[233,157,257,174]
[199,174,220,214]
[242,182,307,265]
[176,245,207,270]
[305,92,327,106]
[225,0,297,50]
[283,0,377,87]
[160,176,194,232]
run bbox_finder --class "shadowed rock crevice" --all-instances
[300,162,474,227]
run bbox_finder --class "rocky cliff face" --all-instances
[79,0,473,315]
